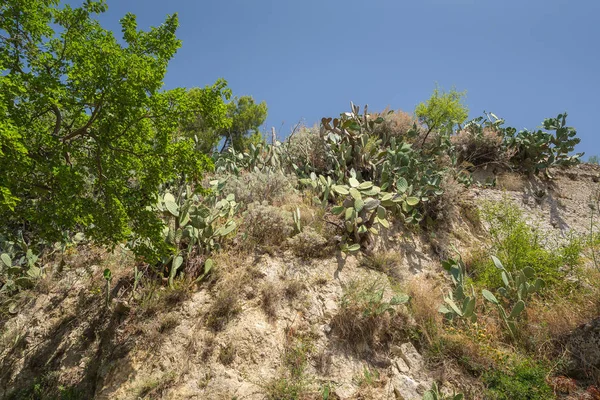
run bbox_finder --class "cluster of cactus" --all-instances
[299,173,337,206]
[331,177,387,251]
[491,255,545,302]
[482,289,525,340]
[0,234,43,293]
[214,138,285,177]
[465,112,584,177]
[156,180,239,287]
[207,104,584,258]
[481,255,544,339]
[320,103,387,181]
[320,104,444,225]
[438,256,477,323]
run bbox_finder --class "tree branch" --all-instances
[51,104,62,137]
[62,92,106,142]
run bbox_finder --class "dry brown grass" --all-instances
[131,371,177,399]
[330,280,409,355]
[372,109,419,141]
[359,250,403,281]
[134,312,180,352]
[406,277,443,346]
[437,331,498,374]
[524,274,600,358]
[452,127,512,168]
[283,279,306,301]
[260,281,281,321]
[218,341,236,365]
[497,172,527,192]
[205,284,242,332]
[201,334,216,361]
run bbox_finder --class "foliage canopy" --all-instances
[0,0,230,254]
[415,86,469,138]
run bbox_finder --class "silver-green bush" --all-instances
[222,170,296,206]
[287,227,329,259]
[243,201,293,247]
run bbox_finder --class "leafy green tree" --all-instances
[178,81,232,154]
[415,86,469,144]
[180,94,266,153]
[221,96,268,152]
[0,0,230,258]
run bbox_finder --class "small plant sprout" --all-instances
[103,268,112,308]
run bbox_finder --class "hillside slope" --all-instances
[2,164,600,400]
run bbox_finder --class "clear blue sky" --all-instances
[88,0,599,156]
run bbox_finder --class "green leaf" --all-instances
[444,297,463,316]
[390,293,410,304]
[491,255,504,270]
[361,186,380,196]
[27,266,42,279]
[423,391,435,400]
[482,289,499,304]
[218,221,237,236]
[349,188,361,200]
[363,198,380,210]
[380,193,393,202]
[346,243,361,253]
[396,177,408,193]
[509,300,525,319]
[169,255,184,288]
[354,198,365,212]
[377,217,390,228]
[522,266,535,278]
[463,297,476,317]
[332,205,345,215]
[345,207,355,221]
[406,197,419,206]
[358,181,373,190]
[349,177,360,188]
[333,185,350,195]
[1,253,12,268]
[438,305,452,314]
[164,194,179,217]
[501,271,510,287]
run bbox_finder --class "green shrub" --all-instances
[472,201,579,289]
[243,202,293,247]
[415,86,469,139]
[0,1,229,255]
[482,360,553,400]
